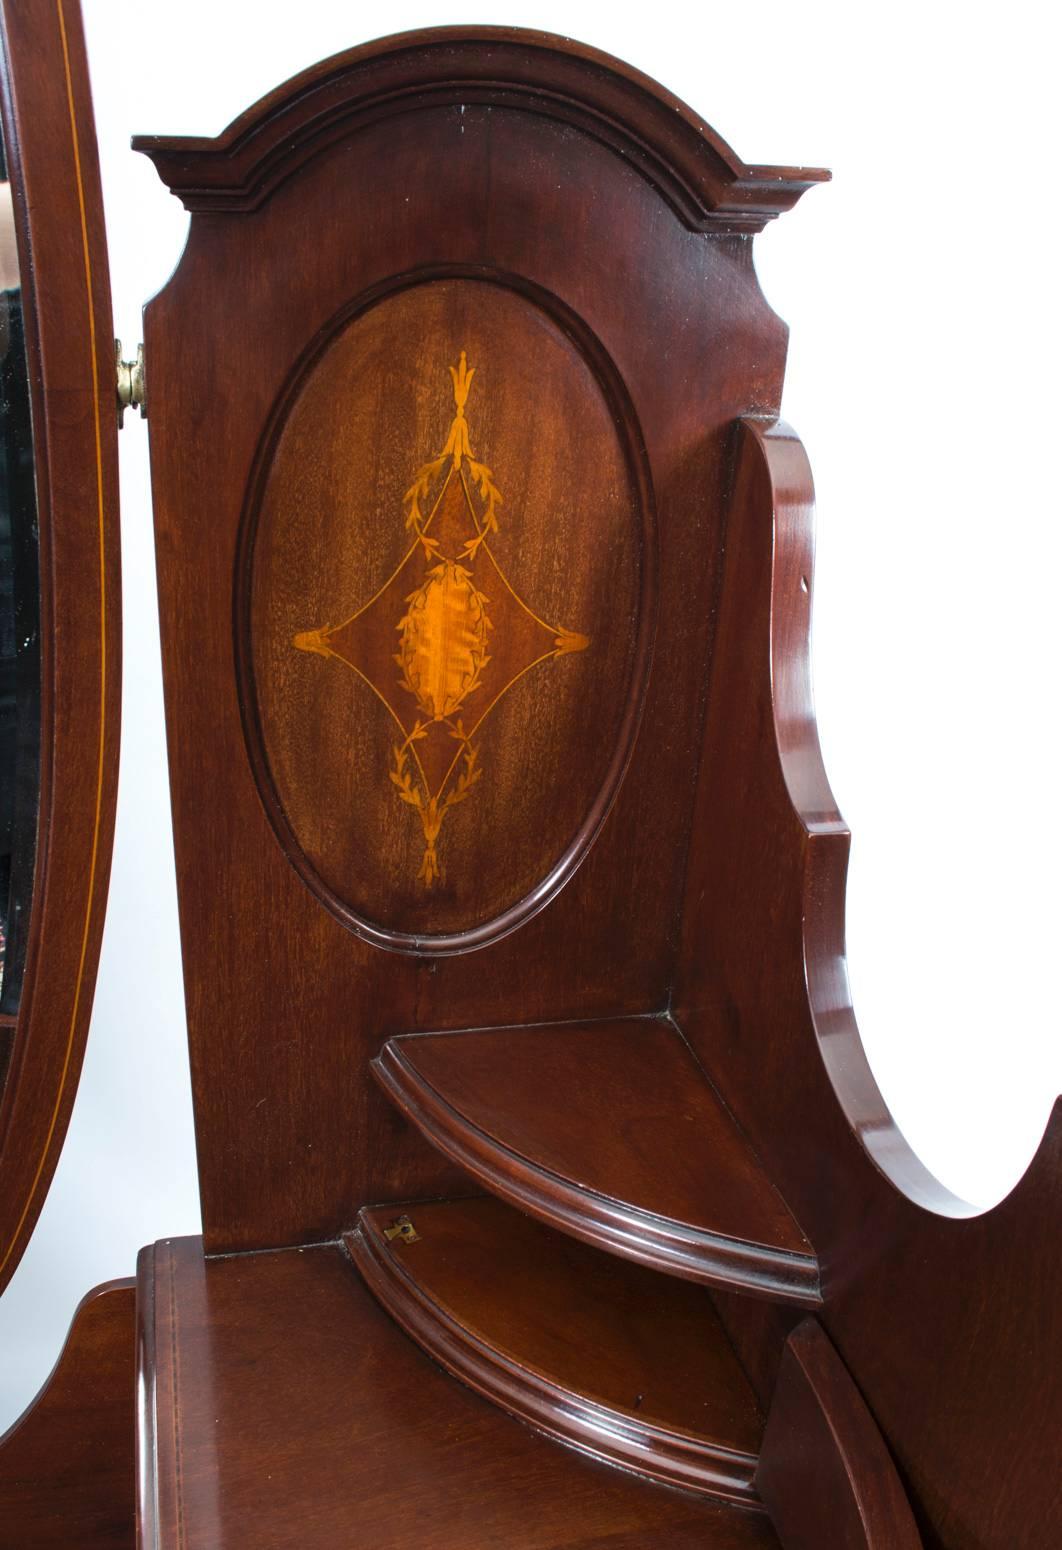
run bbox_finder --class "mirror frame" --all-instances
[0,0,121,1297]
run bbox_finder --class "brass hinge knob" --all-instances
[116,339,146,425]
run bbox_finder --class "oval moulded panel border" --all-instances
[235,268,658,956]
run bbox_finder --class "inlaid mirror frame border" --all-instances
[0,0,121,1298]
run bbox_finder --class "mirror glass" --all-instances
[0,118,41,1040]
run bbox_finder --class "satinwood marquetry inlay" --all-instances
[293,353,590,886]
[246,277,649,946]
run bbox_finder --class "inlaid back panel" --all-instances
[243,277,650,948]
[137,30,807,1250]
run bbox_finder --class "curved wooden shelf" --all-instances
[372,1018,820,1305]
[349,1196,767,1505]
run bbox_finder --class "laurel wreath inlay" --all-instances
[293,353,590,885]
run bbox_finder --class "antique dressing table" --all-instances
[0,4,1058,1547]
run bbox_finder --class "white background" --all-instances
[1,0,1059,1430]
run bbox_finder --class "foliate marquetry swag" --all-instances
[294,354,590,885]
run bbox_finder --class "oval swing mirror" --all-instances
[0,0,121,1297]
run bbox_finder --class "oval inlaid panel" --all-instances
[244,277,652,949]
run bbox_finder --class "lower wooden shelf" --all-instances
[348,1196,766,1505]
[137,1234,780,1550]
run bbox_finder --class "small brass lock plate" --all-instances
[383,1215,420,1245]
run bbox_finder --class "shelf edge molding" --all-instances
[372,1033,822,1307]
[346,1208,764,1507]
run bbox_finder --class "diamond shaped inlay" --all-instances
[293,354,590,885]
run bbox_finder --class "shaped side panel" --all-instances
[675,417,1061,1549]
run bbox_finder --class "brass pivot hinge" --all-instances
[116,339,146,425]
[383,1215,420,1245]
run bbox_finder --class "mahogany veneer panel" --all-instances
[374,1019,819,1303]
[133,29,820,1256]
[350,1197,765,1503]
[0,1279,135,1550]
[137,1235,780,1550]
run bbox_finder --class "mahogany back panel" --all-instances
[136,29,823,1253]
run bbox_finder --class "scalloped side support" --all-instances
[675,415,1062,1548]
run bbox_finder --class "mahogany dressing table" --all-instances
[0,6,1057,1548]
